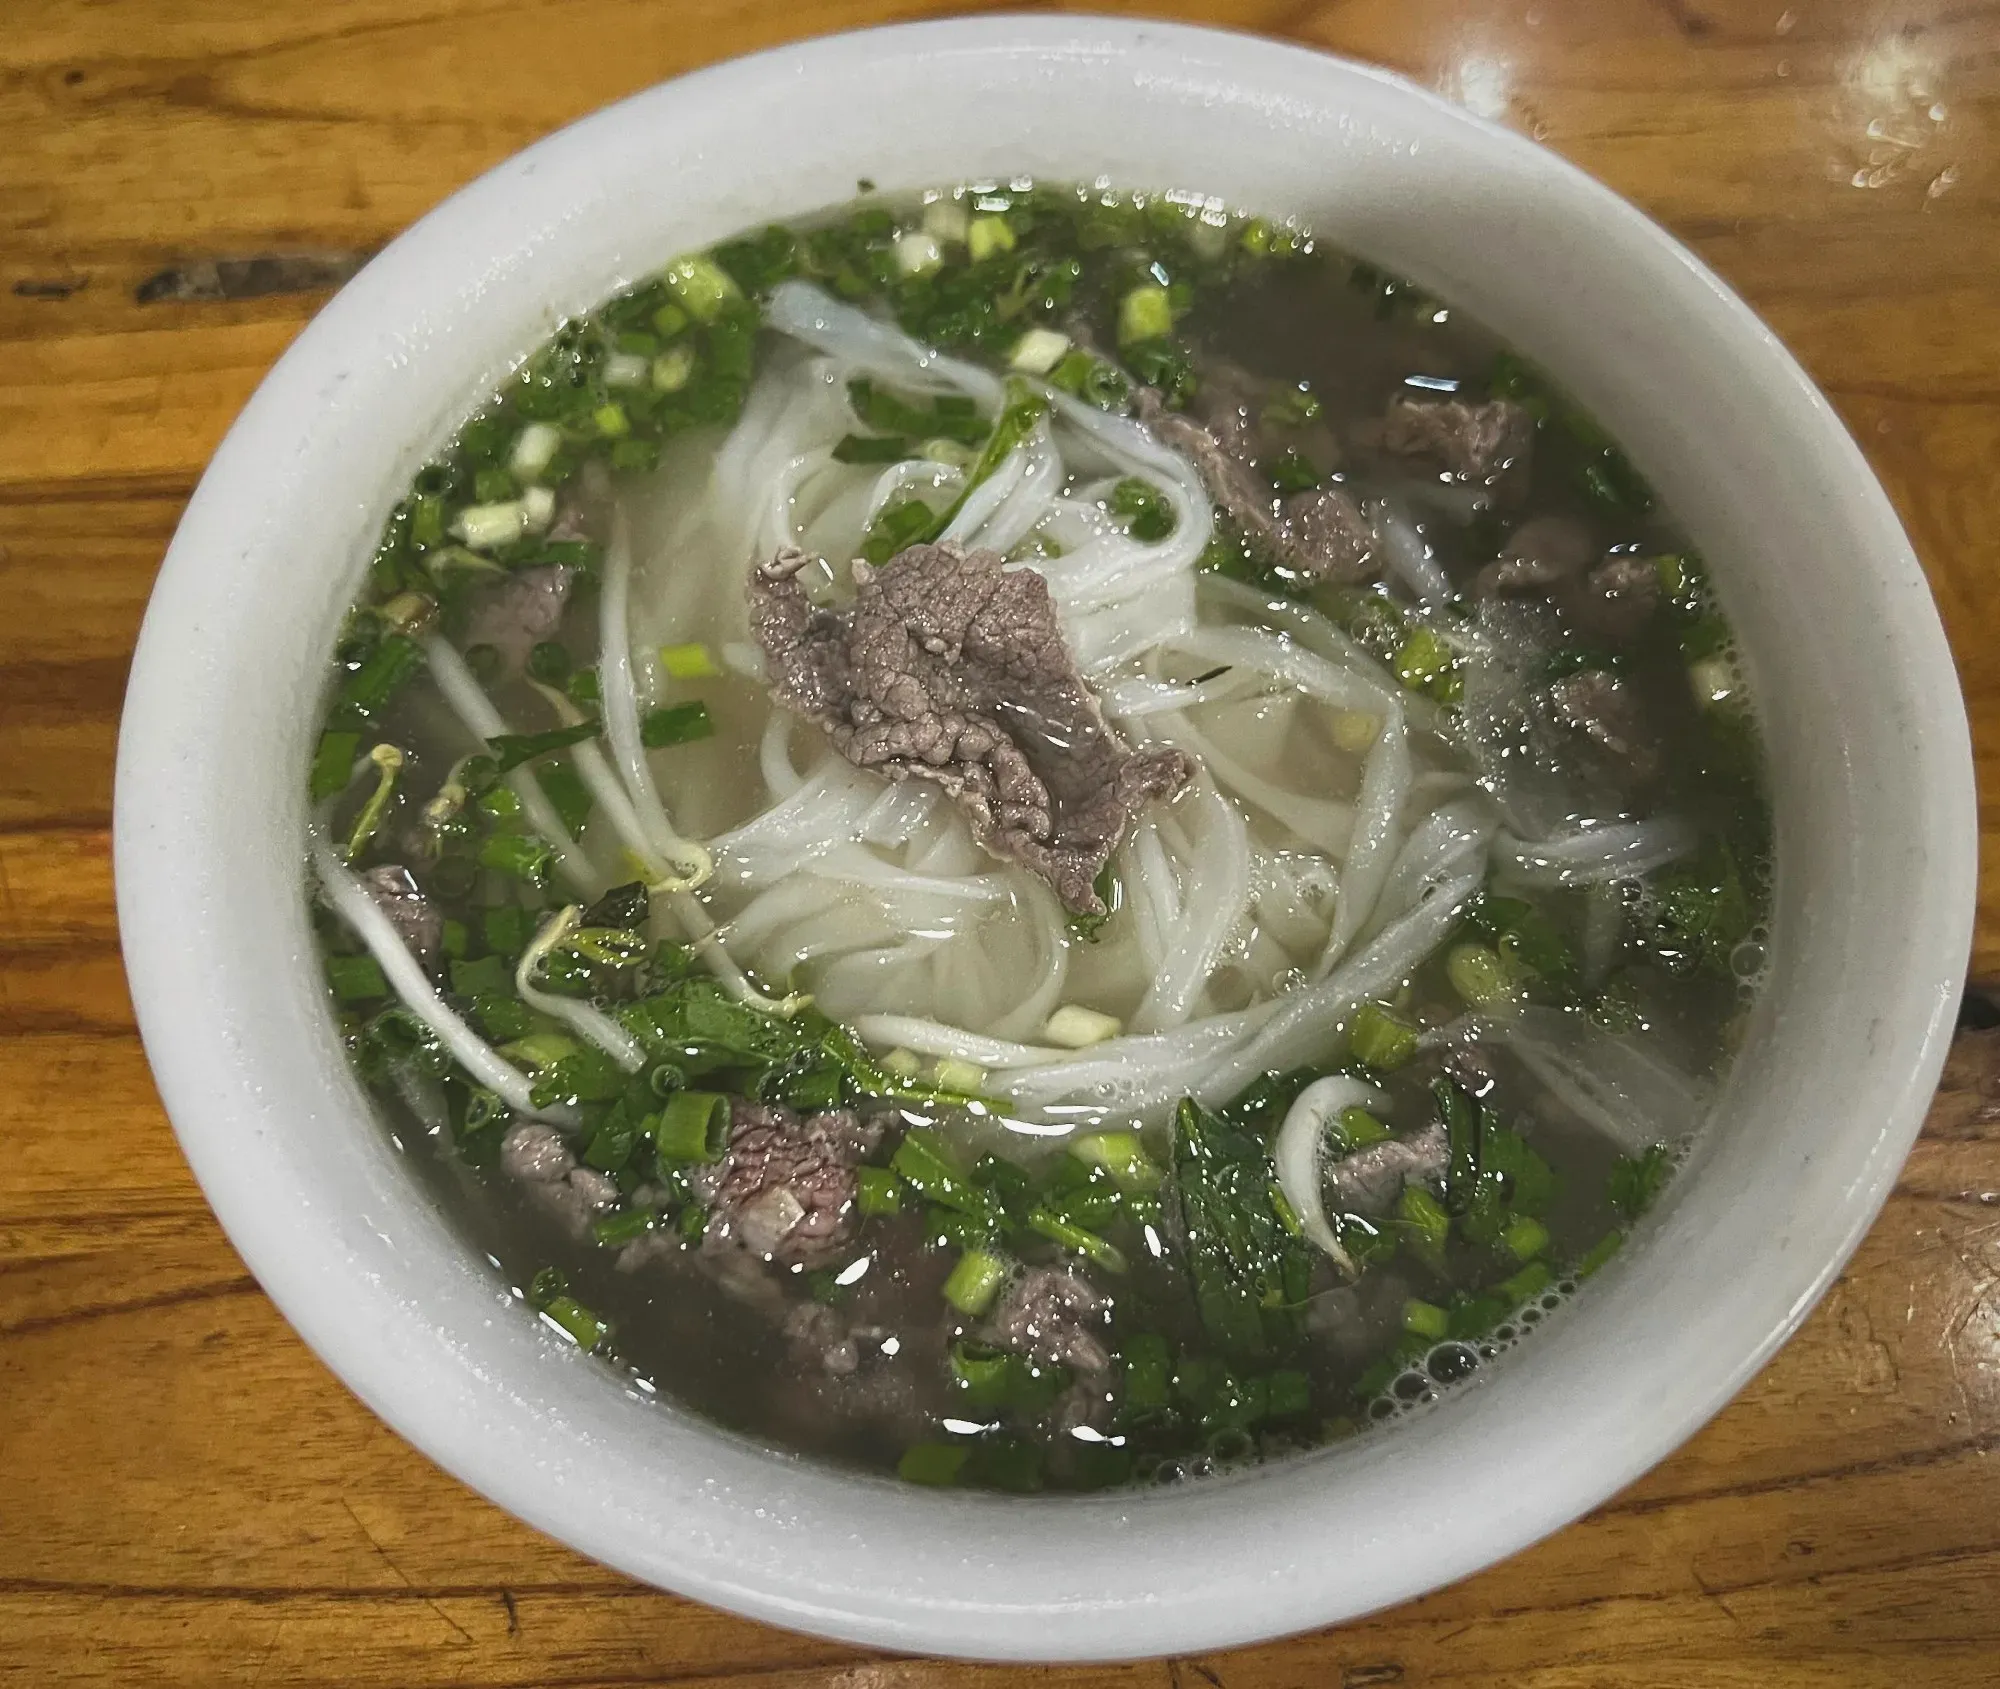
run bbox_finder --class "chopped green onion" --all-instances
[1501,1214,1551,1261]
[662,253,741,322]
[1402,1298,1450,1340]
[1393,626,1454,694]
[1338,1105,1392,1147]
[832,433,913,464]
[539,1294,608,1351]
[1576,1230,1624,1278]
[477,831,556,889]
[334,635,423,725]
[1027,1209,1126,1273]
[483,905,534,957]
[310,730,361,802]
[1120,1333,1173,1412]
[1348,1002,1418,1070]
[1108,476,1176,542]
[510,421,562,480]
[855,1166,903,1216]
[894,230,943,277]
[652,344,697,392]
[891,1132,988,1214]
[932,1057,986,1095]
[593,1207,657,1246]
[1118,283,1175,347]
[942,1247,1009,1315]
[658,642,718,680]
[1008,327,1071,374]
[486,718,601,773]
[591,402,629,438]
[879,1047,922,1079]
[922,198,970,244]
[654,1090,730,1163]
[1041,1004,1122,1048]
[453,501,526,551]
[1398,1184,1451,1266]
[640,701,714,748]
[1068,1130,1163,1193]
[1501,1261,1555,1303]
[1446,942,1521,1011]
[966,214,1015,262]
[327,953,388,1003]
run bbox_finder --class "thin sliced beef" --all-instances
[1140,392,1376,584]
[361,864,441,967]
[982,1265,1113,1376]
[697,1099,883,1268]
[1381,397,1535,502]
[1324,1121,1448,1216]
[461,563,573,680]
[750,542,1192,915]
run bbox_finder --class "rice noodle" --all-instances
[765,280,1005,407]
[1496,817,1701,887]
[601,508,710,888]
[1131,775,1251,1033]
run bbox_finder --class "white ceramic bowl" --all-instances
[116,15,1975,1660]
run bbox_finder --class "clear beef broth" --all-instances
[313,183,1770,1489]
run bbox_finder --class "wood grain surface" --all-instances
[4,0,1998,1682]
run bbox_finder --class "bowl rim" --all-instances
[114,11,1976,1660]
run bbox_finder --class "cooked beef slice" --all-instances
[1381,397,1534,503]
[499,1120,619,1239]
[1545,669,1661,782]
[750,541,1193,914]
[1139,391,1376,583]
[360,864,441,967]
[1478,519,1661,647]
[697,1099,883,1269]
[1571,553,1662,644]
[1323,1121,1448,1216]
[1475,515,1595,599]
[982,1265,1113,1376]
[461,563,574,680]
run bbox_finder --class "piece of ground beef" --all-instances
[1380,397,1535,501]
[697,1099,883,1268]
[360,864,441,967]
[750,542,1193,915]
[461,564,573,680]
[981,1265,1113,1377]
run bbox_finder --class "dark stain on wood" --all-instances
[135,251,370,304]
[1653,0,1716,37]
[12,278,86,299]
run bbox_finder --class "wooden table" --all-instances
[5,0,1998,1681]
